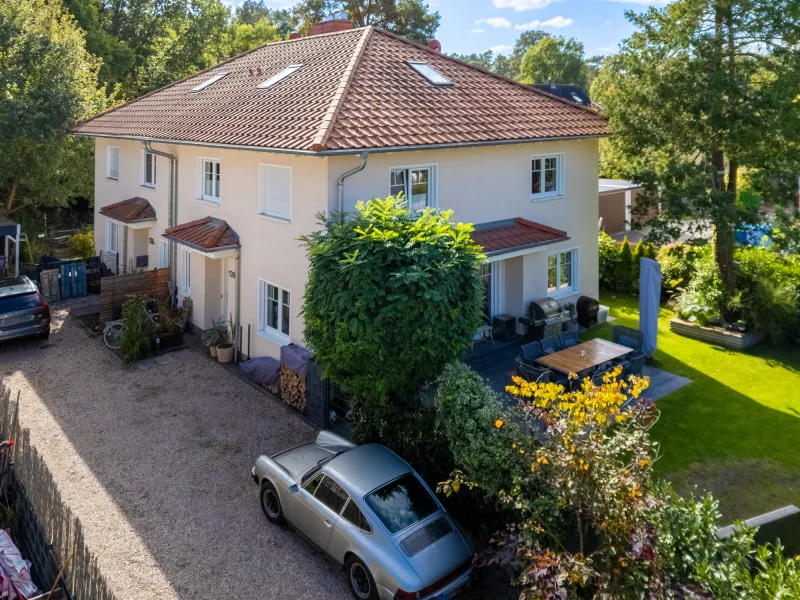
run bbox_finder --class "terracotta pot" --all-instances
[216,343,234,363]
[209,345,218,358]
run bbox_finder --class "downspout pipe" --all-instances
[143,141,178,291]
[337,152,369,212]
[235,247,242,361]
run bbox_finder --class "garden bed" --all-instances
[669,317,763,350]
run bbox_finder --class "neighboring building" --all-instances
[71,26,607,359]
[532,83,601,111]
[599,179,645,239]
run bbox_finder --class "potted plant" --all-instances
[202,318,227,358]
[216,316,235,364]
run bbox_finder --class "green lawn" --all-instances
[586,293,800,522]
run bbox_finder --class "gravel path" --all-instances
[0,299,351,600]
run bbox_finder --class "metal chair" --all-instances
[612,325,644,354]
[520,341,543,364]
[515,358,550,383]
[558,330,579,349]
[540,335,559,355]
[621,353,646,378]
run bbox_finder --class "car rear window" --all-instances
[0,293,40,313]
[365,473,438,534]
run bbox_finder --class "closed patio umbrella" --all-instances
[639,258,662,356]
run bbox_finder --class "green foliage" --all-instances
[631,240,646,292]
[600,0,800,309]
[435,362,529,497]
[120,296,151,363]
[0,0,109,215]
[301,196,484,443]
[657,244,700,295]
[598,231,620,290]
[201,316,231,347]
[67,228,95,259]
[674,245,724,325]
[615,237,634,293]
[519,35,588,87]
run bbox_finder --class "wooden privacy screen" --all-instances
[99,268,171,324]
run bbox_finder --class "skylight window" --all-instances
[190,72,229,93]
[406,61,453,87]
[257,65,303,89]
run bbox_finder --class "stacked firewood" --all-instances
[280,365,306,410]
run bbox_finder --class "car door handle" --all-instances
[323,519,333,528]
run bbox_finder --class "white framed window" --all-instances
[259,164,292,221]
[197,157,221,204]
[106,220,119,253]
[106,146,120,180]
[530,153,565,201]
[141,151,157,188]
[159,240,169,269]
[257,279,291,344]
[389,165,437,211]
[180,248,191,295]
[547,248,579,297]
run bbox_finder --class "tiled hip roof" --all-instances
[163,217,239,251]
[471,218,568,256]
[70,27,607,153]
[99,197,156,223]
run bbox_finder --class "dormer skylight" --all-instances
[190,72,229,92]
[406,61,453,87]
[257,64,303,89]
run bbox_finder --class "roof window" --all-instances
[190,72,229,93]
[257,65,303,89]
[406,61,453,87]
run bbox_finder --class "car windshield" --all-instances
[365,473,438,534]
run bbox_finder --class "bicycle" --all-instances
[102,298,161,350]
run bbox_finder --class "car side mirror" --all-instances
[288,484,299,494]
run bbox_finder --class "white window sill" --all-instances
[548,287,579,300]
[530,193,564,203]
[197,197,220,206]
[141,183,156,190]
[257,328,290,346]
[106,177,119,181]
[259,213,291,224]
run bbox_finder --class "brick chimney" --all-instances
[309,19,354,36]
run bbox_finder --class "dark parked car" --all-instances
[0,277,50,343]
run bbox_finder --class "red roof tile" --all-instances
[471,218,568,256]
[71,28,607,152]
[99,197,156,223]
[164,217,239,251]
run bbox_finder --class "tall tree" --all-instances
[519,35,589,87]
[0,0,109,215]
[507,29,550,80]
[449,50,494,70]
[292,0,440,43]
[236,0,295,36]
[604,0,800,312]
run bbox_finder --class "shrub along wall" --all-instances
[598,232,657,293]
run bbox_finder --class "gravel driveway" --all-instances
[0,299,351,600]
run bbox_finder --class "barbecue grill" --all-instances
[519,297,570,341]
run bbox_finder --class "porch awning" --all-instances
[99,197,156,224]
[0,217,19,239]
[471,218,569,258]
[163,217,239,254]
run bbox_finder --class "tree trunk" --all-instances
[5,169,21,214]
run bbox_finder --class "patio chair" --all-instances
[540,335,559,355]
[516,359,550,383]
[621,353,647,378]
[520,341,543,364]
[612,325,644,354]
[558,330,579,349]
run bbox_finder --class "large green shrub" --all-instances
[674,245,724,325]
[615,237,634,292]
[435,362,529,497]
[67,228,95,259]
[301,196,485,444]
[657,244,701,296]
[120,296,151,363]
[598,231,620,290]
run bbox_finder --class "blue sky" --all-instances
[259,0,666,57]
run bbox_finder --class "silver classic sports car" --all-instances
[252,432,474,600]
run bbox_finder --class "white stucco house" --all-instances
[71,23,608,360]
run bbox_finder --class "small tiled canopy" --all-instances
[163,217,239,252]
[471,218,568,257]
[99,197,156,224]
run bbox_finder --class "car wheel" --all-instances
[260,481,284,524]
[345,556,378,600]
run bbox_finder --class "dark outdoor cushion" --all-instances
[619,334,640,350]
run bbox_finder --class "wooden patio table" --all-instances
[535,338,633,375]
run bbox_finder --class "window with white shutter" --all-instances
[259,164,292,221]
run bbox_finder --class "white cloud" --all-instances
[490,45,514,54]
[476,17,513,28]
[470,28,485,33]
[493,0,560,11]
[604,0,668,4]
[515,16,574,29]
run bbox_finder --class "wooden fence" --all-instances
[99,268,170,324]
[0,385,118,600]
